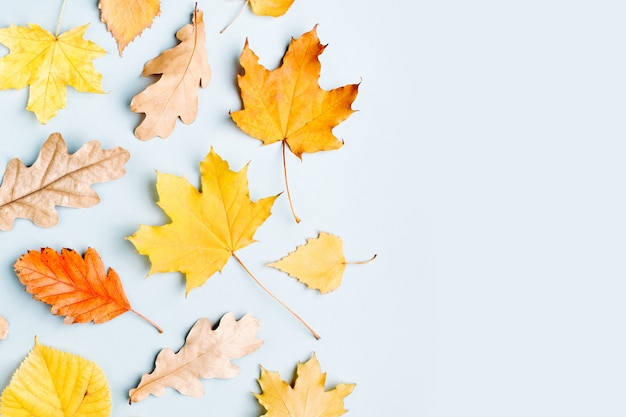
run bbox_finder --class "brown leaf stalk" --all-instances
[232,252,319,339]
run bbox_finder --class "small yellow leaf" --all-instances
[99,0,161,55]
[0,23,105,123]
[0,338,111,417]
[269,232,347,293]
[256,354,355,417]
[249,0,295,17]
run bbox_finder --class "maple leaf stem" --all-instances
[345,254,378,265]
[56,0,69,37]
[282,140,301,223]
[231,252,320,339]
[130,308,164,333]
[220,0,249,34]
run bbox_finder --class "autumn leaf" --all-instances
[256,354,355,417]
[99,0,160,55]
[221,0,295,32]
[0,133,130,231]
[268,232,376,293]
[131,6,211,140]
[128,147,278,292]
[231,26,358,222]
[0,338,111,417]
[0,23,105,123]
[0,316,8,340]
[128,148,320,338]
[129,312,262,403]
[14,247,162,332]
[248,0,296,16]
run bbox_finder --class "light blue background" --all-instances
[0,0,625,416]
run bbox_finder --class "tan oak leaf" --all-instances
[129,313,262,402]
[0,133,129,230]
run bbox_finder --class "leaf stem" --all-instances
[282,140,301,223]
[130,308,164,333]
[345,254,378,265]
[232,252,320,339]
[56,0,69,37]
[220,0,249,34]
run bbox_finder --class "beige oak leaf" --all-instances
[268,232,376,293]
[0,133,130,231]
[129,312,262,403]
[130,7,211,140]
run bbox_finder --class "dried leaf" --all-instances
[249,0,295,17]
[128,147,278,293]
[269,232,346,293]
[131,7,211,140]
[0,338,111,417]
[0,23,105,123]
[255,354,355,417]
[129,312,262,403]
[231,26,358,158]
[0,133,130,231]
[231,26,358,221]
[14,247,161,332]
[99,0,160,55]
[0,316,8,340]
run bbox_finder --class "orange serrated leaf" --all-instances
[14,247,162,332]
[0,133,129,231]
[99,0,160,55]
[255,354,355,417]
[130,7,211,140]
[129,313,262,403]
[249,0,295,16]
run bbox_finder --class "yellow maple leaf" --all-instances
[128,147,279,293]
[256,354,355,417]
[268,232,376,293]
[131,7,211,140]
[231,26,358,222]
[0,338,111,417]
[0,23,105,124]
[99,0,160,55]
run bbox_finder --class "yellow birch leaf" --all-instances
[249,0,295,17]
[0,23,105,124]
[255,354,355,417]
[127,147,279,293]
[269,232,346,293]
[130,7,211,140]
[268,232,376,293]
[0,338,111,417]
[99,0,160,55]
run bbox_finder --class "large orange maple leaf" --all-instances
[231,26,358,222]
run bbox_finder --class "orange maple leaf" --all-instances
[14,247,162,332]
[130,6,211,140]
[231,26,358,222]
